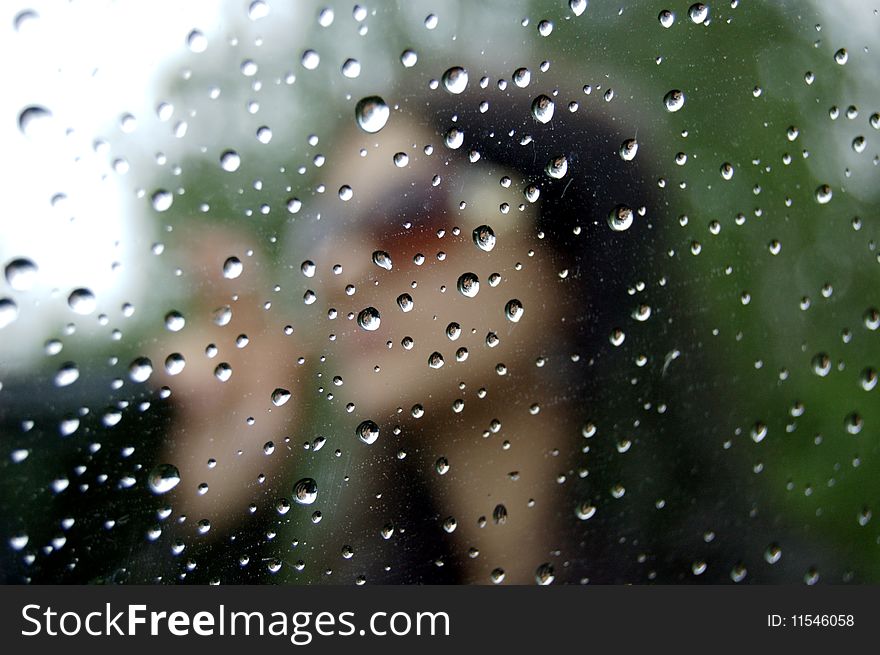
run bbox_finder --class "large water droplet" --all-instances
[619,138,638,161]
[535,563,555,585]
[688,3,708,24]
[505,299,524,323]
[17,105,51,136]
[457,272,480,298]
[129,357,154,383]
[271,388,291,406]
[151,189,173,212]
[473,225,496,252]
[531,95,555,124]
[222,256,243,279]
[664,89,686,112]
[54,362,79,387]
[815,184,833,204]
[357,306,381,331]
[372,250,393,271]
[293,478,318,505]
[220,150,241,172]
[67,288,96,315]
[658,9,675,27]
[356,419,379,444]
[355,96,390,133]
[5,258,38,291]
[187,30,207,53]
[570,0,587,17]
[608,205,634,232]
[545,155,568,179]
[148,464,181,494]
[442,66,468,94]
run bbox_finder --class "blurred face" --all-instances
[151,119,573,582]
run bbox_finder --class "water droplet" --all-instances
[148,464,181,494]
[400,49,418,67]
[446,322,461,340]
[165,310,186,332]
[570,0,587,17]
[619,138,638,161]
[834,48,848,65]
[720,162,735,180]
[220,150,241,172]
[372,250,393,270]
[272,388,291,407]
[428,351,445,369]
[357,306,381,331]
[688,3,708,24]
[505,299,524,323]
[811,352,831,377]
[435,457,450,475]
[293,478,318,505]
[393,152,409,167]
[444,127,464,149]
[457,272,480,298]
[815,184,832,204]
[222,256,242,279]
[356,419,379,444]
[54,362,79,387]
[545,155,568,179]
[576,503,597,520]
[355,96,390,133]
[535,563,555,585]
[129,357,154,383]
[397,293,414,313]
[852,136,866,153]
[5,258,37,291]
[342,58,361,78]
[248,0,269,20]
[164,353,186,376]
[659,9,675,27]
[492,504,508,525]
[442,67,469,94]
[214,362,233,382]
[67,288,96,315]
[17,105,51,136]
[151,189,173,212]
[472,225,496,252]
[338,185,353,201]
[859,368,877,391]
[664,89,685,112]
[513,67,531,88]
[531,94,555,124]
[187,29,207,53]
[0,298,18,329]
[608,205,634,232]
[318,7,335,26]
[301,49,320,70]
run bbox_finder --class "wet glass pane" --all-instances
[1,0,879,584]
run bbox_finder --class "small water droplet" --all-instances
[220,150,241,172]
[531,94,555,124]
